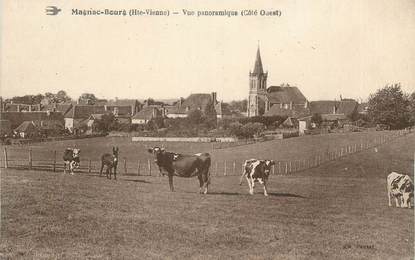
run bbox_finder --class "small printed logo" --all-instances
[45,6,61,15]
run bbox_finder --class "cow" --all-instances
[63,148,80,175]
[387,172,414,208]
[100,147,119,180]
[147,147,211,194]
[239,159,275,196]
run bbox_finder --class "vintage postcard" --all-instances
[1,1,414,259]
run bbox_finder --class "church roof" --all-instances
[252,47,264,75]
[266,86,308,104]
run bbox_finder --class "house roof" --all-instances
[266,86,308,104]
[309,100,358,116]
[33,120,64,130]
[105,105,132,116]
[64,105,106,119]
[169,93,216,114]
[41,103,73,114]
[132,107,162,120]
[15,121,38,133]
[1,111,64,129]
[106,99,140,107]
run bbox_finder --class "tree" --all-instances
[409,92,415,126]
[187,109,204,125]
[43,90,72,104]
[78,93,98,105]
[367,84,411,129]
[311,113,323,127]
[228,99,248,112]
[94,114,119,133]
[10,94,44,105]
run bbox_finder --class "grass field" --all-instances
[1,131,414,259]
[0,130,405,174]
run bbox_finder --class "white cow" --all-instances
[387,172,413,208]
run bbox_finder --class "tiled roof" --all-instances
[15,121,38,132]
[267,86,308,104]
[132,107,162,120]
[64,105,106,119]
[1,111,64,129]
[309,100,358,116]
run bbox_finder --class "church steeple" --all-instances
[252,46,264,75]
[248,45,268,117]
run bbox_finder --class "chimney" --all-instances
[211,92,217,104]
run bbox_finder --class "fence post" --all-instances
[224,161,227,176]
[137,160,140,176]
[278,161,281,175]
[285,162,288,174]
[28,149,32,170]
[53,150,56,172]
[215,162,218,176]
[88,160,92,173]
[124,158,127,175]
[148,159,151,176]
[233,161,236,176]
[4,148,8,169]
[272,164,275,175]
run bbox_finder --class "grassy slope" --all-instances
[0,132,414,259]
[1,131,402,170]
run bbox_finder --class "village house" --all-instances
[131,106,164,125]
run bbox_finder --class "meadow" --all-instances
[0,131,414,259]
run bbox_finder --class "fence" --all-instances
[0,129,411,177]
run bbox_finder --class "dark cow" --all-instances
[239,159,275,196]
[147,147,211,193]
[63,148,80,175]
[387,172,414,208]
[100,147,119,180]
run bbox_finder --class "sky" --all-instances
[1,0,415,102]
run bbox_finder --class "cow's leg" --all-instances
[388,189,392,207]
[69,161,75,175]
[202,171,209,194]
[394,196,400,207]
[63,162,67,174]
[99,162,104,176]
[246,177,254,195]
[239,171,246,185]
[113,164,117,180]
[402,193,410,208]
[263,179,269,196]
[198,175,203,194]
[168,173,174,192]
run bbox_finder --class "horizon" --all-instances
[1,0,415,103]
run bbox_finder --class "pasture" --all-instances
[1,131,414,259]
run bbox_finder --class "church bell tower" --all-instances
[248,46,268,117]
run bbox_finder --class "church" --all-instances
[247,47,309,118]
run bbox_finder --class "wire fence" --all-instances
[0,129,411,177]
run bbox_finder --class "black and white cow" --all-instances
[387,172,414,208]
[240,159,275,196]
[148,147,211,194]
[63,148,80,175]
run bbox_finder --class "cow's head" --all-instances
[72,148,81,158]
[112,146,119,161]
[263,160,275,174]
[147,147,165,162]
